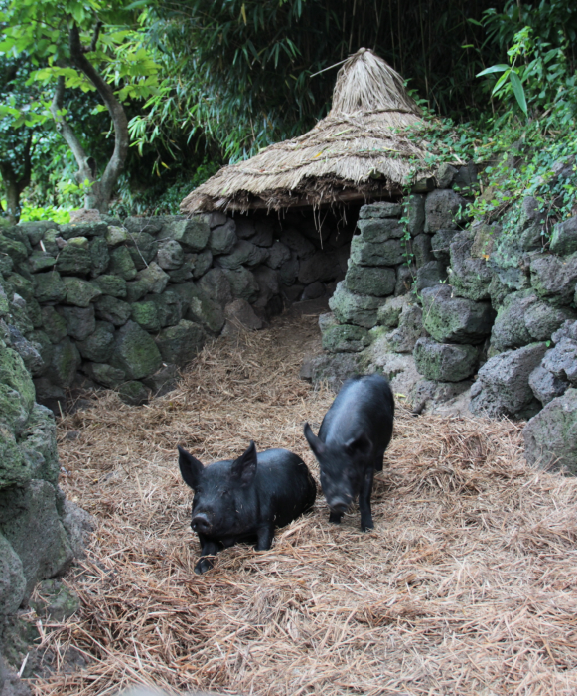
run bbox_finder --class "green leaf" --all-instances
[476,64,509,77]
[509,71,528,117]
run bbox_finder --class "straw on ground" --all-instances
[33,307,577,696]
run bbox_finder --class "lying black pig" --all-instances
[304,373,394,531]
[178,440,317,574]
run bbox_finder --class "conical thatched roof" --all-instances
[181,48,436,214]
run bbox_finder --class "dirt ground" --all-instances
[31,302,577,696]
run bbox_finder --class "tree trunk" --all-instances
[49,22,130,214]
[4,174,20,223]
[0,134,32,223]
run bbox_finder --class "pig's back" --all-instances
[255,449,317,528]
[319,374,394,447]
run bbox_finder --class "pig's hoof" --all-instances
[361,521,374,532]
[194,559,214,574]
[329,513,342,524]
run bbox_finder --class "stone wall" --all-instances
[0,269,93,690]
[0,209,355,412]
[306,162,577,474]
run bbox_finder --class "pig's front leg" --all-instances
[359,468,374,532]
[255,524,274,551]
[329,510,344,524]
[195,535,219,575]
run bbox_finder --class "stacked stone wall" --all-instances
[0,209,355,413]
[0,272,93,688]
[307,161,577,474]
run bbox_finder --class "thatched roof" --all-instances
[181,48,436,214]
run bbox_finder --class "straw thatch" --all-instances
[181,49,437,214]
[29,303,577,696]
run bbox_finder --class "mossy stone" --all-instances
[6,272,35,303]
[145,290,184,327]
[28,251,57,274]
[58,305,95,341]
[357,217,404,242]
[349,235,404,267]
[82,361,126,388]
[110,320,163,380]
[27,298,43,328]
[127,232,158,270]
[45,338,81,388]
[322,324,370,353]
[41,306,68,344]
[131,301,161,332]
[155,319,205,364]
[421,284,495,345]
[105,226,129,247]
[18,403,59,485]
[92,275,127,298]
[136,262,169,295]
[344,264,396,296]
[0,532,26,614]
[76,321,115,362]
[89,236,110,276]
[328,282,384,329]
[157,240,185,270]
[0,253,14,275]
[125,279,149,303]
[55,243,91,276]
[413,337,479,382]
[63,276,102,307]
[0,424,28,488]
[164,218,210,252]
[221,267,259,302]
[42,229,62,256]
[27,330,54,376]
[118,380,149,406]
[0,345,35,432]
[193,249,213,279]
[183,284,225,334]
[94,295,132,326]
[59,222,107,239]
[34,271,67,303]
[109,247,137,280]
[0,479,73,598]
[0,235,28,265]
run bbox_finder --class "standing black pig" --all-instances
[178,440,317,574]
[304,373,394,531]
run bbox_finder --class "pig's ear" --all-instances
[304,422,326,457]
[178,445,204,490]
[345,433,372,457]
[230,440,257,487]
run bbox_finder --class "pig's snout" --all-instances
[328,496,350,514]
[191,513,212,533]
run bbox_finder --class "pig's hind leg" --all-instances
[374,448,385,471]
[359,468,375,531]
[195,535,220,575]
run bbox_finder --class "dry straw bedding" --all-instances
[31,309,577,696]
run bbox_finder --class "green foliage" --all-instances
[131,0,501,164]
[111,159,220,216]
[19,203,70,223]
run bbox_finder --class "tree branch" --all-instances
[88,20,103,53]
[17,131,33,194]
[50,74,93,184]
[69,22,129,207]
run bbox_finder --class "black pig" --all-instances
[178,441,317,574]
[304,373,394,531]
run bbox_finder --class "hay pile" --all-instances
[180,49,441,214]
[33,306,577,696]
